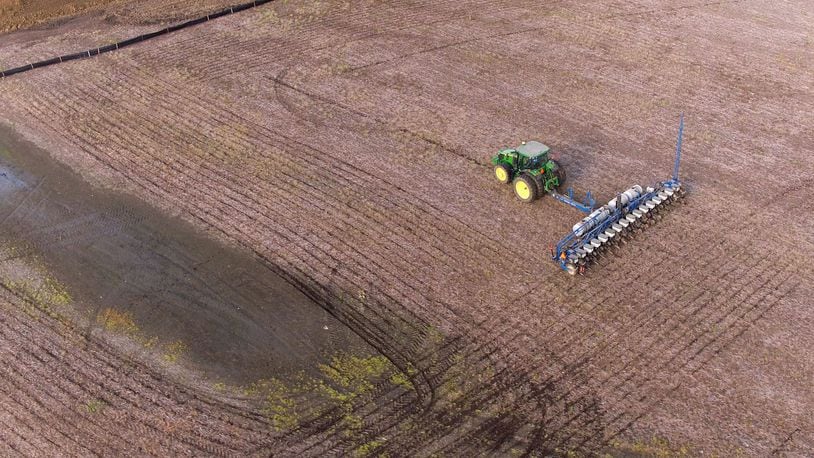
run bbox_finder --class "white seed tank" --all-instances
[572,185,642,238]
[607,185,642,211]
[572,207,610,238]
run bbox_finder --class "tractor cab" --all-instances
[516,141,551,165]
[494,141,550,169]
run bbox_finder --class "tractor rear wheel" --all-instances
[494,164,511,184]
[534,174,546,194]
[551,160,566,188]
[513,174,538,203]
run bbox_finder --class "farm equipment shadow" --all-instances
[0,124,375,384]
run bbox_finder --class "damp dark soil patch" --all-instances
[0,123,376,385]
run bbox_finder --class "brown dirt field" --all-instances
[0,0,243,68]
[0,0,238,33]
[0,0,117,33]
[0,0,812,455]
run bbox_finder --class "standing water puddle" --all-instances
[0,124,374,384]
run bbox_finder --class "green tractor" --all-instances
[491,140,566,202]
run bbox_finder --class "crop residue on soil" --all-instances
[0,0,811,454]
[0,0,115,33]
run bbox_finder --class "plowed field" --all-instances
[0,0,812,455]
[0,0,239,33]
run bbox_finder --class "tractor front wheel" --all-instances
[494,164,511,184]
[513,174,538,203]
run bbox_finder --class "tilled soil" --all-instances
[0,0,238,33]
[0,287,280,456]
[0,0,241,69]
[0,0,812,455]
[0,0,118,34]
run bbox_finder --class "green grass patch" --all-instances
[610,436,692,457]
[245,352,409,436]
[354,439,385,457]
[162,340,188,363]
[84,399,106,414]
[318,354,390,398]
[389,371,414,391]
[96,308,139,335]
[255,378,300,431]
[2,275,72,318]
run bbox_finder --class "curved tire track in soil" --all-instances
[0,288,277,455]
[23,61,532,415]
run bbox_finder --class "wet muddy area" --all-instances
[0,123,375,385]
